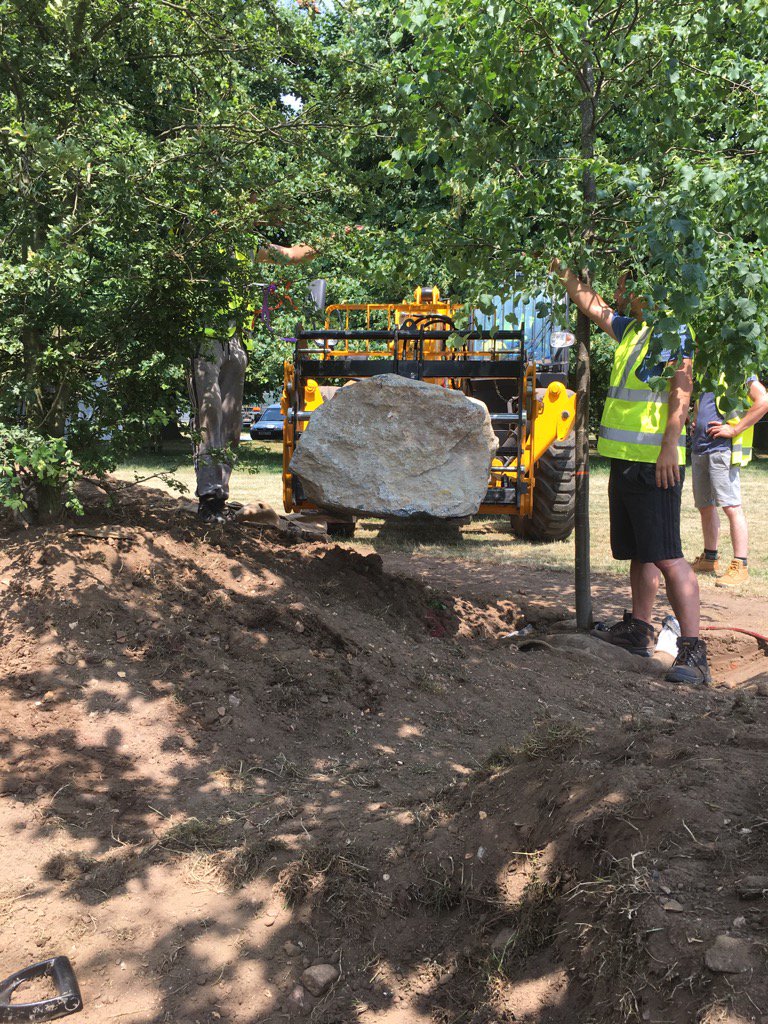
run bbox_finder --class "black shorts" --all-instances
[608,459,684,563]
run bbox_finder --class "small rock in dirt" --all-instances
[736,875,768,899]
[301,964,339,997]
[217,706,226,716]
[661,899,685,913]
[287,984,309,1014]
[705,935,753,973]
[733,916,747,928]
[283,941,302,957]
[319,695,329,704]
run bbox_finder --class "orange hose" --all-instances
[701,625,768,644]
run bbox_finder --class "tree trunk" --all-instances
[574,307,592,628]
[575,61,596,630]
[21,244,67,519]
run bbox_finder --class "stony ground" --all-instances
[1,483,767,1024]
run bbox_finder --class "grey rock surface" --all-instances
[542,634,671,677]
[300,964,339,996]
[290,374,497,519]
[704,935,753,973]
[737,875,768,899]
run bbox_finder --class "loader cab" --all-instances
[467,290,573,417]
[472,290,573,382]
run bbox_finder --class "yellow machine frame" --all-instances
[282,288,576,521]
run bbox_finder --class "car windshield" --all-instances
[260,408,282,422]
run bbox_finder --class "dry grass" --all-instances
[479,720,586,778]
[564,854,655,1024]
[159,815,235,852]
[117,446,768,594]
[490,873,564,972]
[277,846,390,927]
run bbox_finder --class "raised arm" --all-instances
[256,241,317,264]
[707,378,768,439]
[549,259,618,341]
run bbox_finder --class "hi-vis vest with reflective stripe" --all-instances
[597,321,687,465]
[715,378,754,468]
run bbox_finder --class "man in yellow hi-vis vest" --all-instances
[188,240,316,523]
[689,376,768,587]
[551,261,709,685]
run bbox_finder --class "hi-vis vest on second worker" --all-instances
[598,321,690,465]
[716,378,754,468]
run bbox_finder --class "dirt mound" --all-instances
[1,483,767,1024]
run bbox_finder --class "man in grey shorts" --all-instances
[690,376,768,586]
[188,240,316,523]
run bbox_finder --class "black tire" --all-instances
[509,434,576,542]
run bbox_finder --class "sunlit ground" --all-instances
[115,441,768,595]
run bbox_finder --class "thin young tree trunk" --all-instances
[575,61,596,630]
[574,306,592,628]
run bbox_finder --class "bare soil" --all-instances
[1,484,767,1024]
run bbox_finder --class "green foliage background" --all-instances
[2,0,768,514]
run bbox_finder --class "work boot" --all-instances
[197,495,226,524]
[590,610,656,658]
[690,552,720,575]
[665,636,711,685]
[715,558,749,588]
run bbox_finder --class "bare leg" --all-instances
[656,557,700,636]
[630,560,660,624]
[723,504,748,559]
[699,505,720,551]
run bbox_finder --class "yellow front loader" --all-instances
[282,287,576,540]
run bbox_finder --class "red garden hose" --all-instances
[702,625,768,644]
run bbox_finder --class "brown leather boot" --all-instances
[690,552,720,575]
[715,558,749,588]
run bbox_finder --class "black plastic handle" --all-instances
[0,956,83,1022]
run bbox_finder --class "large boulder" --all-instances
[290,374,497,519]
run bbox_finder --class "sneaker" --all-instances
[590,610,656,658]
[715,558,749,588]
[665,636,710,685]
[197,496,226,524]
[690,552,720,575]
